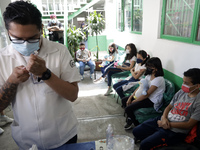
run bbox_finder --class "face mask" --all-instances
[125,49,130,54]
[109,47,114,51]
[181,84,197,93]
[145,67,154,75]
[137,58,143,64]
[80,48,85,51]
[52,19,56,24]
[12,41,39,56]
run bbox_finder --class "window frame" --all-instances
[160,0,200,45]
[116,0,143,34]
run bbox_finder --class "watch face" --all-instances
[42,69,51,80]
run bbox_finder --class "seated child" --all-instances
[122,57,165,130]
[133,68,200,150]
[113,50,150,99]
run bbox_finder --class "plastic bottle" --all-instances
[106,124,114,150]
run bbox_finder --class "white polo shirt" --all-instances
[0,37,80,150]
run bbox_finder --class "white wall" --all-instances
[0,0,11,13]
[106,0,200,77]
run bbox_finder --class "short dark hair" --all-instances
[80,42,85,46]
[146,57,164,77]
[3,1,42,30]
[184,68,200,85]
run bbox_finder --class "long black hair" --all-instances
[138,50,150,66]
[145,57,164,77]
[125,43,137,60]
[3,1,42,30]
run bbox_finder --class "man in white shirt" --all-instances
[0,1,80,149]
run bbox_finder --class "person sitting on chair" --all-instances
[76,42,95,80]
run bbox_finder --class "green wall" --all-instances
[163,69,182,92]
[88,35,107,52]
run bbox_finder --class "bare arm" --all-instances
[0,66,30,112]
[26,54,78,102]
[44,73,78,102]
[0,81,18,112]
[116,60,135,71]
[106,55,115,62]
[131,68,146,80]
[133,85,158,103]
[158,104,198,130]
[170,118,198,129]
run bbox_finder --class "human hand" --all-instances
[130,68,135,73]
[116,65,121,69]
[126,98,132,106]
[157,117,170,129]
[26,54,47,77]
[8,66,30,84]
[82,59,87,62]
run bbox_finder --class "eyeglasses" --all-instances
[9,35,40,44]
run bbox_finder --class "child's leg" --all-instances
[125,98,154,126]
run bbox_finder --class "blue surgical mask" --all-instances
[12,41,39,56]
[136,58,143,64]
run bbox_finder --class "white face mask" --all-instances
[126,49,130,54]
[52,19,56,24]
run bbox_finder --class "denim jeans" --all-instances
[132,116,187,150]
[113,77,139,99]
[79,60,95,75]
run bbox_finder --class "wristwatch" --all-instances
[38,68,51,82]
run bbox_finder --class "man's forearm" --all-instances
[0,81,18,112]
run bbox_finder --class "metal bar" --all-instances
[166,13,181,35]
[183,0,194,13]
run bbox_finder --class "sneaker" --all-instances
[80,75,84,81]
[105,77,108,82]
[94,77,103,83]
[0,115,13,126]
[124,118,133,130]
[90,74,93,80]
[104,88,113,96]
[0,127,4,135]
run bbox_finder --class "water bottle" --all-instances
[106,124,114,150]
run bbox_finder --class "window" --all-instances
[116,0,123,31]
[124,0,132,31]
[132,0,143,32]
[116,0,143,33]
[196,16,200,41]
[161,0,200,44]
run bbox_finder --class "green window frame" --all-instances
[161,0,200,45]
[132,0,143,34]
[116,0,124,31]
[116,0,143,34]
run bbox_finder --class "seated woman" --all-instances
[99,43,118,76]
[95,43,137,96]
[122,57,165,130]
[113,50,150,100]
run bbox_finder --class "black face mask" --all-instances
[145,67,154,75]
